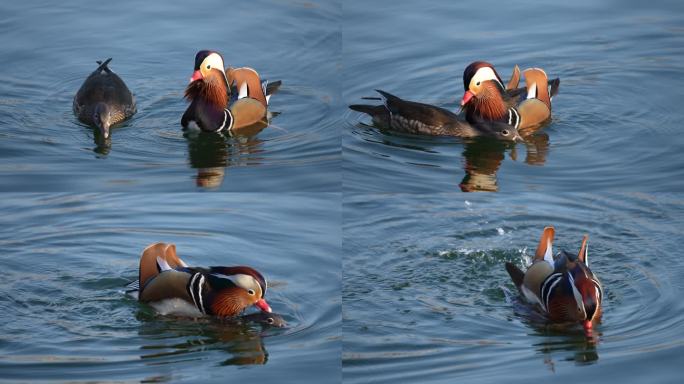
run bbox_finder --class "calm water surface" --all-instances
[0,0,341,191]
[0,194,341,382]
[343,0,684,192]
[343,193,684,383]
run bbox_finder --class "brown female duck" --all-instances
[73,58,136,139]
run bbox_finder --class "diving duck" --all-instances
[461,61,559,131]
[129,242,272,317]
[73,58,136,139]
[505,227,603,332]
[181,50,280,134]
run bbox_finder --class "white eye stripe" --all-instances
[203,53,225,74]
[213,273,259,292]
[470,67,503,89]
[568,272,586,318]
[593,280,603,303]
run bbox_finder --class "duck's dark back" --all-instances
[75,68,134,107]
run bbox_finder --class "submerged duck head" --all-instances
[560,236,603,331]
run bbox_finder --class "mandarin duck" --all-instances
[73,58,136,139]
[461,61,559,131]
[505,227,603,332]
[181,50,280,134]
[129,242,272,318]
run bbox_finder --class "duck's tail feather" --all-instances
[350,90,403,117]
[374,89,402,104]
[505,262,525,288]
[95,58,113,73]
[264,80,281,96]
[549,78,560,100]
[349,104,385,116]
[263,80,281,105]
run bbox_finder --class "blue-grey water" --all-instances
[343,0,684,192]
[2,0,684,382]
[0,194,341,382]
[343,193,684,383]
[0,0,341,191]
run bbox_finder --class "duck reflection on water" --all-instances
[459,132,549,192]
[135,312,287,366]
[184,122,267,189]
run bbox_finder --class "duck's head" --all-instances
[460,61,510,120]
[185,50,230,107]
[189,50,227,85]
[93,102,112,139]
[206,266,271,317]
[461,61,505,105]
[242,311,288,328]
[563,235,603,331]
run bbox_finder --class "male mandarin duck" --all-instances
[73,58,136,139]
[505,227,603,332]
[348,61,559,141]
[129,242,272,317]
[181,50,280,134]
[461,61,559,131]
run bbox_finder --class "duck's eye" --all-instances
[206,64,211,70]
[267,318,274,324]
[247,289,255,296]
[502,129,510,136]
[476,81,481,86]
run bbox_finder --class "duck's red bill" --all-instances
[190,70,203,83]
[461,90,474,106]
[255,298,272,313]
[583,320,593,331]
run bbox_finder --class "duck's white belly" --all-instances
[150,298,204,317]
